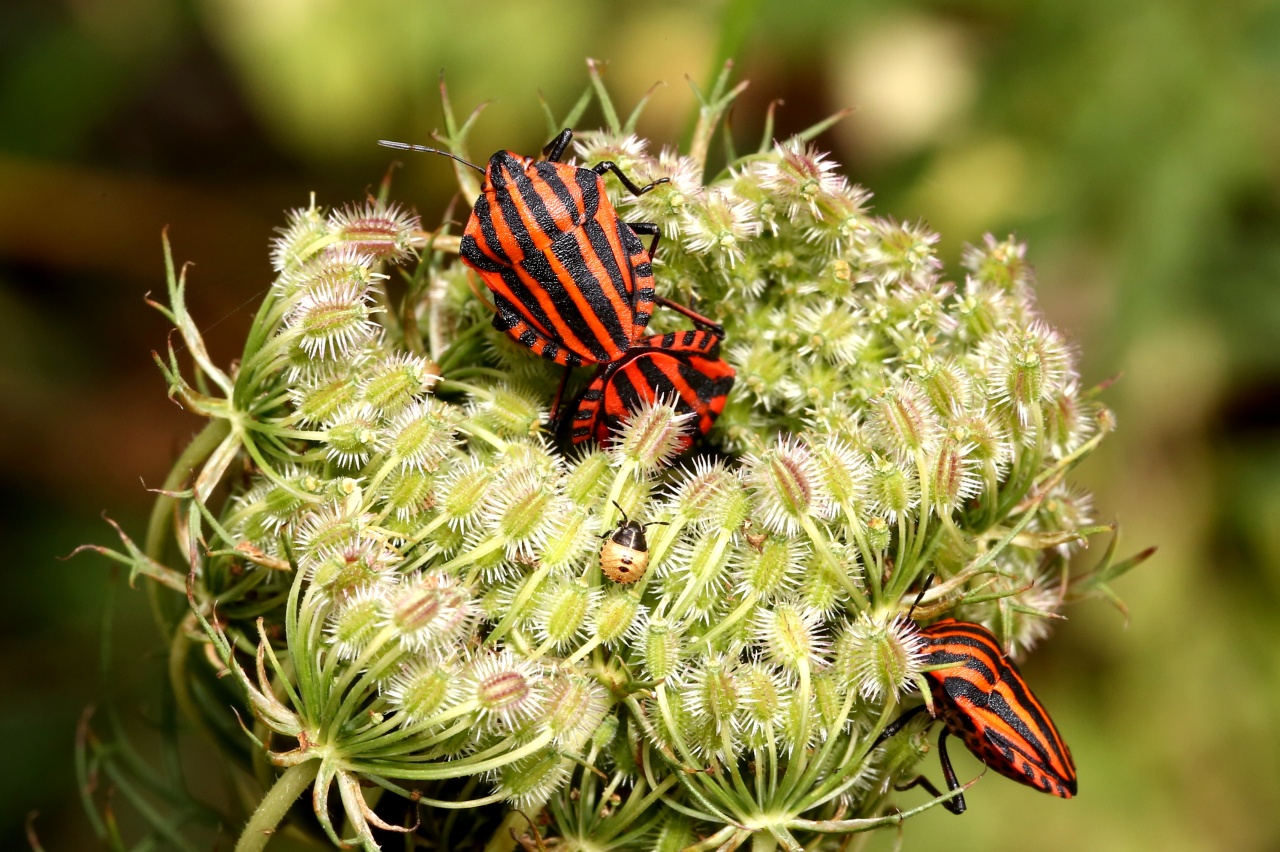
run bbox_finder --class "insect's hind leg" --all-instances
[548,364,574,428]
[655,295,724,336]
[627,222,724,335]
[892,729,967,815]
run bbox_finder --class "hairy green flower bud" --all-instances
[466,649,545,733]
[835,614,925,702]
[384,656,460,724]
[360,352,438,415]
[744,436,835,535]
[532,578,598,650]
[328,200,419,261]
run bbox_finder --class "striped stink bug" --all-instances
[562,329,735,449]
[380,130,731,448]
[873,584,1077,814]
[382,130,720,369]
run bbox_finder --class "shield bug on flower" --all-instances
[380,130,720,369]
[599,501,666,584]
[872,577,1077,814]
[564,329,735,450]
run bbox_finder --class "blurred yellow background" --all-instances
[3,0,1278,849]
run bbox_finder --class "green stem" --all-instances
[799,515,869,610]
[233,761,319,852]
[144,417,233,635]
[145,418,233,562]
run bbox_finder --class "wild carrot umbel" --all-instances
[84,63,1151,852]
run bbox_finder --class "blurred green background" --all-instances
[3,0,1279,848]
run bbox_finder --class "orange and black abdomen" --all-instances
[459,151,653,367]
[566,329,735,449]
[919,620,1077,799]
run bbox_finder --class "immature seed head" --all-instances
[383,656,460,725]
[682,187,760,266]
[382,399,459,472]
[271,202,328,272]
[285,278,381,361]
[532,578,599,651]
[328,200,419,261]
[680,652,741,736]
[295,502,369,564]
[737,662,786,740]
[379,469,434,521]
[492,748,571,809]
[289,367,363,426]
[325,586,386,661]
[929,436,982,514]
[543,672,607,748]
[868,454,918,523]
[834,613,925,702]
[867,381,940,463]
[811,434,871,509]
[309,538,400,599]
[593,588,643,647]
[753,600,828,672]
[642,614,682,681]
[612,399,694,470]
[360,352,439,416]
[563,449,611,507]
[466,649,546,733]
[386,571,478,652]
[324,403,381,468]
[434,456,492,531]
[735,535,805,600]
[743,436,835,535]
[479,467,568,560]
[471,382,545,438]
[986,321,1075,428]
[670,457,739,524]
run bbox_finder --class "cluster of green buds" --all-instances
[93,65,1144,852]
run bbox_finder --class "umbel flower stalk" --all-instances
[85,62,1150,852]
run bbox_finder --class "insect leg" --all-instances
[935,728,968,815]
[870,704,929,750]
[548,364,574,428]
[592,161,670,197]
[628,221,662,260]
[655,295,725,335]
[543,129,574,162]
[893,772,965,816]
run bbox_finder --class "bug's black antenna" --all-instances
[378,140,485,174]
[907,574,936,620]
[611,500,629,524]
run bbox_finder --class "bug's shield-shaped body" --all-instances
[600,520,649,584]
[459,151,655,367]
[565,329,736,450]
[920,619,1077,798]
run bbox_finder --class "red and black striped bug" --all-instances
[872,578,1077,814]
[381,130,721,370]
[561,328,735,450]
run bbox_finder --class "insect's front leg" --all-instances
[593,161,670,197]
